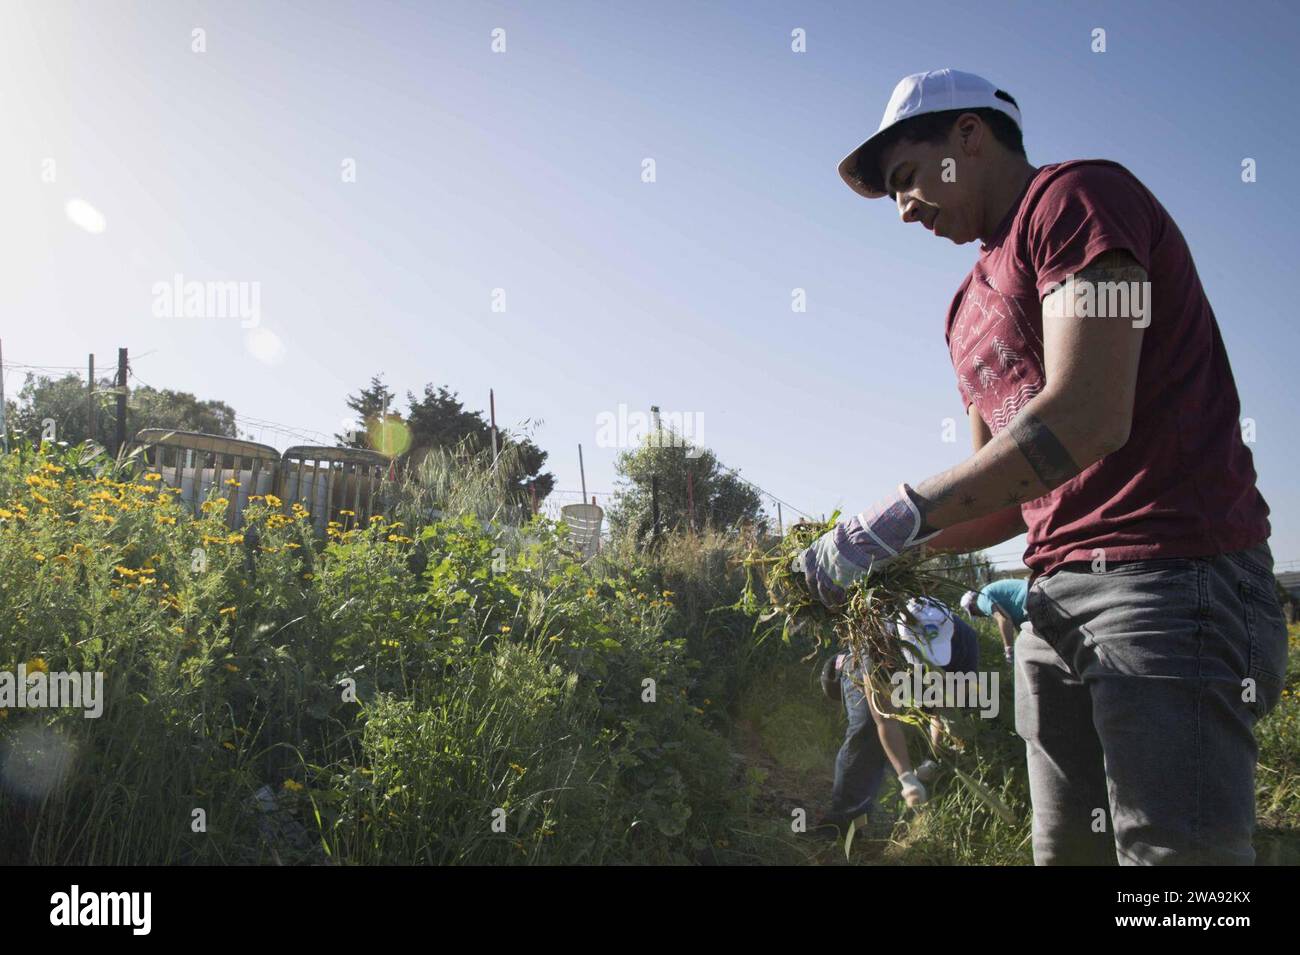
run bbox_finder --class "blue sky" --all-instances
[2,0,1297,570]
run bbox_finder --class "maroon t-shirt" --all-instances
[945,160,1270,580]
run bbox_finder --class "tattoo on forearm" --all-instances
[907,483,955,534]
[1075,249,1148,288]
[1009,412,1080,489]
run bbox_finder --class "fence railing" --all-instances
[134,429,392,531]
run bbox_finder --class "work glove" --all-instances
[897,771,929,807]
[794,484,940,608]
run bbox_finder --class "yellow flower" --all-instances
[33,553,46,563]
[31,492,51,505]
[224,478,241,487]
[509,763,526,776]
[222,741,236,751]
[224,663,239,672]
[499,625,512,633]
[25,657,49,675]
[158,494,173,506]
[264,494,282,508]
[156,515,177,526]
[0,509,13,520]
[339,509,355,517]
[144,472,162,481]
[218,606,237,617]
[662,590,674,598]
[282,779,304,793]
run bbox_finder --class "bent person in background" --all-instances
[962,578,1028,663]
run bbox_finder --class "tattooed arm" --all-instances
[924,403,1027,552]
[911,249,1148,534]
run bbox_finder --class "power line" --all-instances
[708,460,814,522]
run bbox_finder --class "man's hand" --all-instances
[794,484,940,607]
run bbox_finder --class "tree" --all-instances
[336,375,397,448]
[336,376,555,502]
[607,431,766,543]
[8,373,238,447]
[128,386,238,438]
[405,384,554,501]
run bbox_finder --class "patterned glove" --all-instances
[794,484,939,608]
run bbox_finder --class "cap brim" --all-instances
[838,131,891,199]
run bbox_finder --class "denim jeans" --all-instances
[829,655,888,823]
[1016,541,1288,865]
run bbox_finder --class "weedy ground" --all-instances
[0,440,1295,865]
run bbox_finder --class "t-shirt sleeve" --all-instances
[1026,163,1155,299]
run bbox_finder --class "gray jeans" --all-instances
[1016,541,1288,865]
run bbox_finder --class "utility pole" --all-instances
[686,467,694,533]
[114,347,128,456]
[489,388,499,461]
[0,339,7,453]
[776,502,783,538]
[649,404,661,547]
[650,474,660,547]
[578,443,587,504]
[87,354,95,444]
[382,392,390,457]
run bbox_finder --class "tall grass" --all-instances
[1,438,1293,865]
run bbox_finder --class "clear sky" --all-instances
[3,0,1297,571]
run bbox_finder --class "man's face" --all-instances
[878,120,984,245]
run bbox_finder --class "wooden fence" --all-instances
[134,429,392,531]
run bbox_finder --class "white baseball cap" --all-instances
[897,598,956,668]
[838,69,1023,199]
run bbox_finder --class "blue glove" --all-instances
[795,484,939,608]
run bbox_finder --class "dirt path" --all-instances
[731,716,890,865]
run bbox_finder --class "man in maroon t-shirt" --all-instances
[797,69,1287,864]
